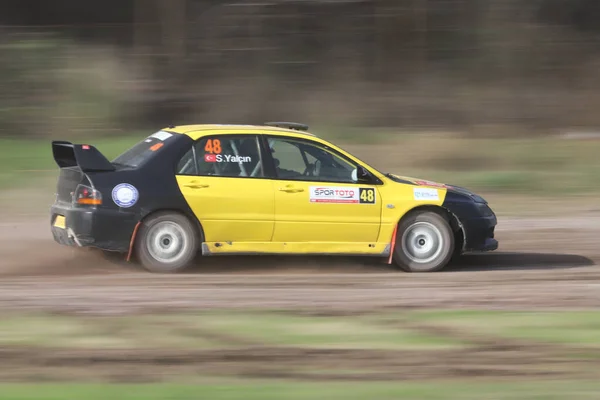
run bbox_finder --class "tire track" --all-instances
[1,345,598,382]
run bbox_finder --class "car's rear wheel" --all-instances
[135,212,199,273]
[393,211,454,272]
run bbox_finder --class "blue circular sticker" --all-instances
[112,183,139,208]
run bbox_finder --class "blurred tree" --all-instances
[1,0,600,136]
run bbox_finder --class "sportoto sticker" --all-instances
[309,186,376,204]
[413,187,439,201]
[112,183,139,208]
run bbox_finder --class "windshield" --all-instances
[112,131,174,168]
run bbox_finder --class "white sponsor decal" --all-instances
[149,131,173,141]
[309,186,359,204]
[413,187,439,201]
[112,183,139,208]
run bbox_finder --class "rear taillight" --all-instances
[72,184,102,206]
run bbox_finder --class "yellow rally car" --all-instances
[50,122,497,273]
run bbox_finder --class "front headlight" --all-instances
[471,194,487,204]
[448,184,487,204]
[476,202,494,217]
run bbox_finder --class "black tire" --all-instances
[135,212,199,273]
[393,211,454,272]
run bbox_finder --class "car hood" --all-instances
[386,173,487,203]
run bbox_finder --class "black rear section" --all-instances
[54,167,86,203]
[52,140,116,205]
[50,132,196,254]
[52,141,116,172]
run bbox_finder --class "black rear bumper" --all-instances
[50,202,138,253]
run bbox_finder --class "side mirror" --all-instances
[354,165,372,183]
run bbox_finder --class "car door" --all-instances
[176,134,275,242]
[266,135,382,243]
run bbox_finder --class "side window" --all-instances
[267,137,358,183]
[269,139,307,179]
[191,135,264,178]
[176,148,197,175]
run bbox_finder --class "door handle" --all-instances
[184,183,209,189]
[278,187,304,193]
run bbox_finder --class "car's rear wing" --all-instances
[51,140,116,172]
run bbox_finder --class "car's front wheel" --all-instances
[393,211,454,272]
[135,212,199,273]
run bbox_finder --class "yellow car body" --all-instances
[174,125,446,256]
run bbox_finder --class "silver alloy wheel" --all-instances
[145,221,190,264]
[401,221,444,264]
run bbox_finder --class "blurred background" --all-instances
[1,2,600,399]
[2,0,600,204]
[4,0,600,135]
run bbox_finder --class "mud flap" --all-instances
[127,221,142,262]
[387,225,398,264]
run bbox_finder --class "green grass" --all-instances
[1,131,600,216]
[1,381,600,400]
[405,310,600,347]
[0,136,143,188]
[2,311,600,394]
[0,311,461,350]
[181,311,462,349]
[340,132,600,197]
[4,310,600,350]
[0,314,217,349]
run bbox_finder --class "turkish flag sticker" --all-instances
[204,154,217,162]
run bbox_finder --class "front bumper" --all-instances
[461,213,498,252]
[50,202,138,253]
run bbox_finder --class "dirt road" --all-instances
[1,213,600,383]
[0,214,598,315]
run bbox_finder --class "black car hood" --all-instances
[386,173,487,203]
[445,184,487,203]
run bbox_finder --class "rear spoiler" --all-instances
[51,140,116,172]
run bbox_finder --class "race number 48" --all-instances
[359,188,376,204]
[204,139,222,154]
